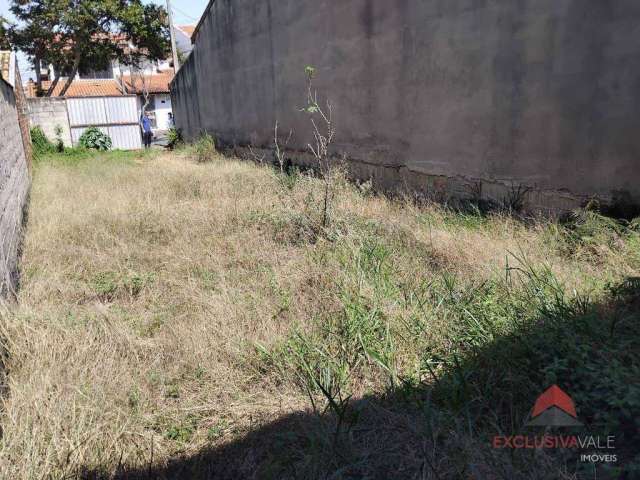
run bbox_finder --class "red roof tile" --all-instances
[177,25,196,37]
[28,79,125,98]
[26,72,175,98]
[122,72,173,94]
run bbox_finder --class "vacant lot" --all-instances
[0,148,638,479]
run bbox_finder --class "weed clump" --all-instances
[30,126,55,156]
[91,271,152,302]
[192,133,216,163]
[257,238,640,474]
[167,127,184,150]
[562,210,630,255]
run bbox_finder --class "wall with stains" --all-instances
[172,0,640,211]
[0,77,30,299]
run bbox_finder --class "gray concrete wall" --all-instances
[172,0,640,211]
[27,97,73,147]
[14,65,33,170]
[0,78,30,299]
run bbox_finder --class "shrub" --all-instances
[54,125,65,153]
[193,133,216,163]
[30,126,55,156]
[166,127,184,150]
[302,65,336,228]
[79,127,112,151]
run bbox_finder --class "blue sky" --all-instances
[0,0,210,80]
[147,0,210,26]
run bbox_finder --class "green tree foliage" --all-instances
[0,16,11,50]
[9,0,170,96]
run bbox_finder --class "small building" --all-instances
[121,73,174,131]
[26,73,174,133]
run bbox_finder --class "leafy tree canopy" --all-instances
[9,0,170,96]
[0,16,11,49]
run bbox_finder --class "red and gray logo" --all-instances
[526,385,583,427]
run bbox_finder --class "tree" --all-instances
[9,1,67,95]
[130,58,152,112]
[9,0,170,97]
[0,16,11,49]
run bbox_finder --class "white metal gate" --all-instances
[67,96,142,150]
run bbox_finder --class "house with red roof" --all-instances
[25,25,196,132]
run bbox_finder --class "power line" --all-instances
[170,5,199,23]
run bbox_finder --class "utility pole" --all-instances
[166,0,180,72]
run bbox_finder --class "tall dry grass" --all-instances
[0,148,637,478]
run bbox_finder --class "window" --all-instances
[79,67,114,79]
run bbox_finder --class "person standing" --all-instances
[140,112,153,149]
[168,112,175,128]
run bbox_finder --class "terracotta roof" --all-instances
[27,79,125,98]
[26,72,174,98]
[122,72,173,94]
[176,25,196,37]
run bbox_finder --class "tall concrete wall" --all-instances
[27,97,73,147]
[0,78,30,299]
[14,66,33,169]
[171,0,640,211]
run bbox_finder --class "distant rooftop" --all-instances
[176,25,196,38]
[121,72,173,94]
[26,72,174,98]
[27,79,124,98]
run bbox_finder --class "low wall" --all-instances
[0,78,30,299]
[172,0,640,213]
[27,97,73,147]
[27,96,143,150]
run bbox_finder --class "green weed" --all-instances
[192,133,216,163]
[91,271,152,302]
[30,126,55,157]
[165,422,195,443]
[258,229,640,471]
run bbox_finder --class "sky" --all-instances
[0,0,210,81]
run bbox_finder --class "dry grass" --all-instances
[0,148,637,478]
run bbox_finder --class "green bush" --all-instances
[193,133,216,163]
[167,127,184,150]
[78,127,112,151]
[30,126,55,156]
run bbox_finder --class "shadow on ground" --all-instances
[76,277,639,480]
